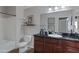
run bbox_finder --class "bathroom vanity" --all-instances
[34,34,79,53]
[34,8,79,53]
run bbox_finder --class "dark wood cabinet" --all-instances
[34,36,44,53]
[34,41,44,52]
[34,35,79,53]
[65,46,79,53]
[44,38,56,53]
[44,43,54,53]
[55,39,64,53]
[64,40,79,53]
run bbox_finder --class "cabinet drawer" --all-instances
[65,41,79,49]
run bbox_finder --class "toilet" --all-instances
[19,35,33,53]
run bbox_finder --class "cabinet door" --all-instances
[65,46,79,53]
[65,40,79,53]
[34,36,44,53]
[65,40,79,48]
[44,43,55,53]
[34,41,44,53]
[75,42,79,49]
[55,45,64,53]
[55,40,64,53]
[44,38,56,53]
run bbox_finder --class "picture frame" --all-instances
[27,15,33,24]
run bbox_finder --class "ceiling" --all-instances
[23,6,34,9]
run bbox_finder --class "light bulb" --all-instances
[61,6,65,9]
[55,6,58,10]
[48,7,52,11]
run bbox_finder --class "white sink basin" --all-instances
[48,34,62,38]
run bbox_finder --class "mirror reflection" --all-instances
[74,16,79,33]
[40,10,74,33]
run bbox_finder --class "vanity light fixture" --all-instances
[48,6,53,13]
[54,6,58,10]
[48,7,52,11]
[61,6,65,9]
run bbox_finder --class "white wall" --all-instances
[24,7,50,35]
[16,6,25,47]
[0,7,5,40]
[16,6,35,50]
[0,6,16,41]
[4,16,16,41]
[0,14,5,40]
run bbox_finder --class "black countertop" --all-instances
[34,34,79,42]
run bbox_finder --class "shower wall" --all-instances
[0,13,5,40]
[0,6,16,41]
[3,15,16,41]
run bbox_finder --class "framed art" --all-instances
[27,15,33,24]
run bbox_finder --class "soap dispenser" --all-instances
[44,28,48,36]
[40,29,44,36]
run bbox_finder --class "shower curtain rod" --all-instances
[0,12,16,16]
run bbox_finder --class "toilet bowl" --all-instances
[19,35,33,53]
[19,42,29,48]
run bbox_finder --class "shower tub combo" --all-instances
[0,40,16,53]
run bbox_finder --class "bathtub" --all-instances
[0,40,16,53]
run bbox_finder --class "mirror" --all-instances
[40,10,75,33]
[58,17,69,33]
[48,17,55,32]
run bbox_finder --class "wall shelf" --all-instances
[23,24,35,26]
